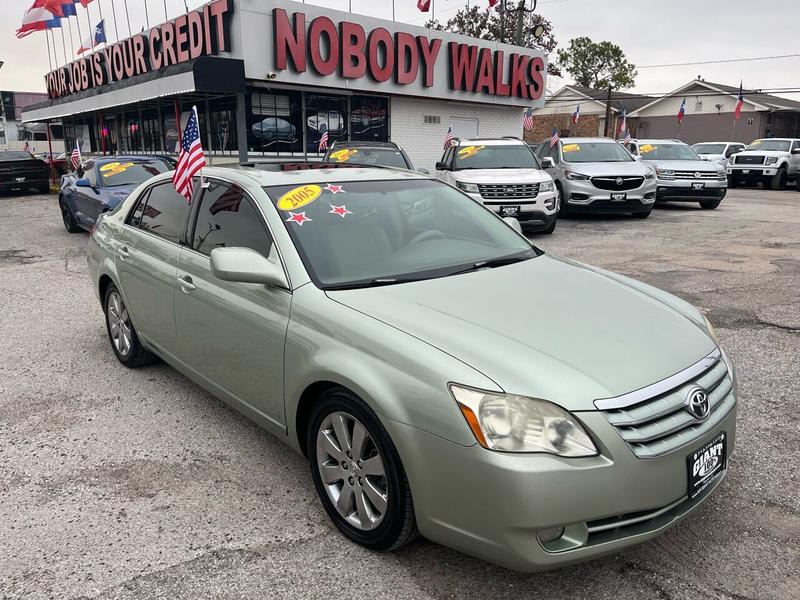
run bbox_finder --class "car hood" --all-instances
[453,168,552,184]
[328,255,715,411]
[641,159,720,172]
[561,161,650,176]
[735,150,790,157]
[98,185,138,209]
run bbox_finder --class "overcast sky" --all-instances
[1,0,797,101]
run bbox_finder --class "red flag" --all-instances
[417,0,431,12]
[16,1,60,38]
[734,82,744,120]
[488,0,499,6]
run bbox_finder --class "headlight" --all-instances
[564,170,589,181]
[765,157,779,165]
[450,385,598,456]
[539,180,554,192]
[644,169,656,180]
[456,181,479,193]
[703,315,719,345]
[656,168,675,179]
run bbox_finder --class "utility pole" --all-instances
[603,86,613,137]
[514,0,525,46]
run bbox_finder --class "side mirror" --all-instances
[210,247,288,288]
[503,217,523,234]
[540,157,554,169]
[633,155,642,161]
[435,161,450,171]
[76,178,92,188]
[417,167,431,175]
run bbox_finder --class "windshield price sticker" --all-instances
[458,145,486,159]
[639,144,657,154]
[330,149,359,163]
[99,162,135,177]
[277,185,323,211]
[562,144,581,153]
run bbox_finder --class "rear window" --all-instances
[98,160,169,187]
[133,183,189,244]
[327,147,410,169]
[0,152,35,161]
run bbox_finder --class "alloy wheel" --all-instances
[61,202,74,228]
[315,411,388,531]
[107,291,132,357]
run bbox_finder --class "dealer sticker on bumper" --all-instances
[687,431,727,500]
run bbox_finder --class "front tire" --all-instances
[632,209,652,219]
[104,284,155,368]
[771,167,787,191]
[541,218,557,234]
[308,388,417,552]
[59,198,82,233]
[699,199,721,209]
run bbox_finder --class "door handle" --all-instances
[179,275,196,293]
[119,246,130,261]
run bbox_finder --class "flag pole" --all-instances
[123,0,133,37]
[163,0,169,21]
[59,26,68,66]
[85,3,94,54]
[45,29,53,71]
[144,0,150,29]
[67,16,76,61]
[110,0,121,42]
[73,10,84,57]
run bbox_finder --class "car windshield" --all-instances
[97,160,170,187]
[561,142,633,163]
[327,147,410,170]
[693,144,726,154]
[638,143,700,161]
[266,179,537,289]
[747,140,791,152]
[453,144,538,170]
[0,152,35,161]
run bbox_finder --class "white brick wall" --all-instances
[390,97,523,173]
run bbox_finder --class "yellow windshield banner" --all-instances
[330,148,359,163]
[562,144,580,153]
[639,144,657,154]
[277,185,322,211]
[99,162,136,177]
[458,145,485,159]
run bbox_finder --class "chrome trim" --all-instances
[594,348,721,410]
[587,495,686,534]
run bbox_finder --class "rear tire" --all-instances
[771,167,787,191]
[59,198,82,233]
[308,387,417,552]
[699,199,722,209]
[104,284,156,368]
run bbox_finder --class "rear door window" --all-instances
[135,183,189,244]
[191,181,273,257]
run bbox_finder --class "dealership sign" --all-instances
[45,0,232,99]
[272,8,545,101]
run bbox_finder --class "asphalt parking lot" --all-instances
[1,188,798,600]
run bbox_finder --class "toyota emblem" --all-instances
[615,177,624,186]
[686,387,710,420]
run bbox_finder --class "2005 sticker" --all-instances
[277,185,322,211]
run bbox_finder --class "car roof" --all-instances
[207,163,430,187]
[751,137,798,142]
[558,137,619,144]
[456,138,526,146]
[693,141,740,145]
[632,139,688,145]
[89,155,172,165]
[329,141,401,150]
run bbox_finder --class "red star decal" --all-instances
[324,183,345,194]
[286,211,312,226]
[329,204,352,218]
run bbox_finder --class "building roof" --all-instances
[566,85,654,112]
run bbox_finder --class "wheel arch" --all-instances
[295,380,344,458]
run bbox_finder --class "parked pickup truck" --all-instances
[726,138,800,190]
[0,151,50,194]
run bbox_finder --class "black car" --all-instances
[323,141,426,173]
[0,151,51,194]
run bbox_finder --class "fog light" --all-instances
[537,526,565,544]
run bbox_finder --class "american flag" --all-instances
[734,82,744,120]
[443,126,453,150]
[618,108,627,137]
[318,124,329,153]
[623,128,632,145]
[172,106,206,203]
[522,109,534,131]
[571,105,580,125]
[549,127,560,147]
[417,0,431,12]
[70,140,81,169]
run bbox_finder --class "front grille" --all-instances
[598,353,734,459]
[735,155,765,165]
[590,176,645,191]
[587,199,644,210]
[673,171,724,180]
[478,183,539,199]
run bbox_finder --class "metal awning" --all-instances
[22,57,245,123]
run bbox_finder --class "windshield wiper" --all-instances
[444,252,537,277]
[324,276,433,291]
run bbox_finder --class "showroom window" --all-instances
[208,97,238,155]
[350,96,389,142]
[305,93,349,154]
[248,89,303,155]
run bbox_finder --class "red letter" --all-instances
[273,8,306,72]
[340,21,366,79]
[527,56,545,100]
[112,45,125,81]
[188,11,204,59]
[175,14,190,63]
[122,39,136,78]
[448,42,477,92]
[149,28,162,70]
[132,35,147,75]
[395,32,418,85]
[209,0,230,52]
[509,53,529,98]
[92,53,103,86]
[418,36,441,87]
[367,27,394,82]
[308,17,339,76]
[161,23,177,67]
[474,48,495,94]
[494,51,510,96]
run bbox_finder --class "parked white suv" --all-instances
[435,138,558,234]
[726,138,800,190]
[692,142,747,168]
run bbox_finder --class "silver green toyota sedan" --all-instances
[87,164,737,572]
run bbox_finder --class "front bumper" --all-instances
[656,178,727,201]
[727,166,778,181]
[386,401,736,572]
[466,191,558,226]
[562,179,656,214]
[0,175,50,191]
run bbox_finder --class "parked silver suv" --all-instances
[537,137,656,218]
[628,139,728,210]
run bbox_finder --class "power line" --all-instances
[638,53,800,69]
